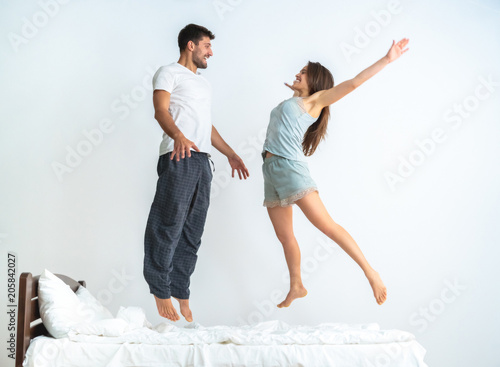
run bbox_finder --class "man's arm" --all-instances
[211,126,249,180]
[153,90,200,161]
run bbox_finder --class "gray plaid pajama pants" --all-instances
[143,151,213,299]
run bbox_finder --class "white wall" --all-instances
[1,0,500,366]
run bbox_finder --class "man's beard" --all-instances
[193,54,207,69]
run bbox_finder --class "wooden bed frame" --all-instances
[15,272,86,367]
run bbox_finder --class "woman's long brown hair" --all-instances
[302,61,334,156]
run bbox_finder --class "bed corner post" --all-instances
[16,273,32,367]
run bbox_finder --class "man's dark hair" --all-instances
[178,24,215,52]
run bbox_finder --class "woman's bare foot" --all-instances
[173,297,193,322]
[154,295,180,321]
[277,285,308,308]
[365,270,387,305]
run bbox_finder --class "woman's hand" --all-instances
[284,82,300,97]
[386,38,410,63]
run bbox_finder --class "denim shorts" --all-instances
[262,153,318,207]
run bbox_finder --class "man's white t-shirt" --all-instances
[152,62,212,155]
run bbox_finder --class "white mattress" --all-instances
[25,336,428,367]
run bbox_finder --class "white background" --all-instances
[1,0,500,366]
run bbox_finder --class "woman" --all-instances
[262,38,410,308]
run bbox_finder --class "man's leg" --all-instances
[143,153,200,320]
[170,154,212,321]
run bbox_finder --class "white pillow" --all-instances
[75,286,113,321]
[38,269,83,338]
[38,269,113,338]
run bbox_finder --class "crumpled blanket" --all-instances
[67,306,416,346]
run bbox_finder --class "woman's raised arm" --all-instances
[314,38,410,108]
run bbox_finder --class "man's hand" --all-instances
[171,133,200,161]
[228,154,249,180]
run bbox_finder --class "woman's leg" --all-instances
[295,191,387,305]
[267,205,308,308]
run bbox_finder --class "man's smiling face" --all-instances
[192,36,213,69]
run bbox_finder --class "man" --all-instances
[143,24,249,322]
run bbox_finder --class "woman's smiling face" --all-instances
[292,66,309,91]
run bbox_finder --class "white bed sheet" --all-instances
[25,336,428,367]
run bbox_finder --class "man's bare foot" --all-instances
[365,270,387,305]
[154,295,180,321]
[173,297,193,322]
[277,285,308,308]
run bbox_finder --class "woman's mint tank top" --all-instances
[262,97,318,161]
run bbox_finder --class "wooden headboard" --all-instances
[15,272,86,367]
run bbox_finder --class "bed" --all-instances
[16,271,429,367]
